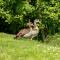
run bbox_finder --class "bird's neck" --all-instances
[34,26,38,30]
[34,22,38,29]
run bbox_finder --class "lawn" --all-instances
[0,32,60,60]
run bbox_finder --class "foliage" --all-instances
[35,0,60,40]
[0,0,60,39]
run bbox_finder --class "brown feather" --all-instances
[15,28,30,39]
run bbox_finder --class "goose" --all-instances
[23,19,39,40]
[15,21,34,39]
[15,19,39,40]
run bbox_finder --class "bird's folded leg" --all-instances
[31,38,32,40]
[30,36,33,40]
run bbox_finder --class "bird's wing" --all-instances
[23,31,32,37]
[16,28,30,37]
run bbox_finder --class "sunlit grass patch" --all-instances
[0,33,60,60]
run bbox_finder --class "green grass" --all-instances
[0,32,60,60]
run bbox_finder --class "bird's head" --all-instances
[34,19,40,27]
